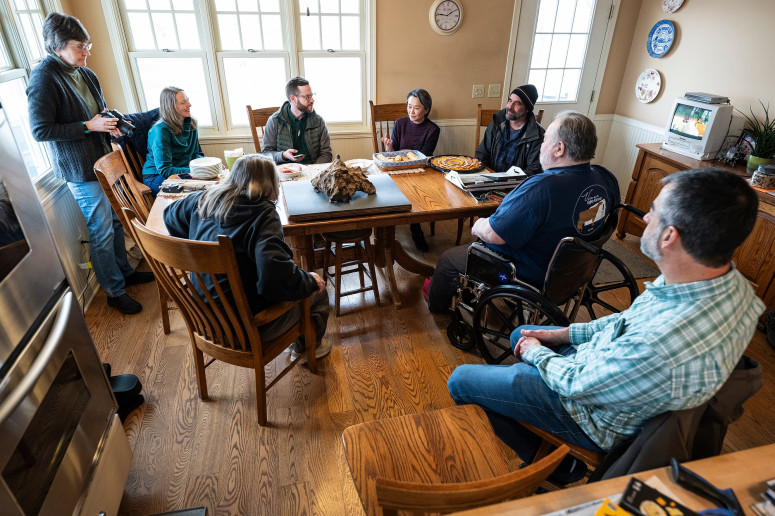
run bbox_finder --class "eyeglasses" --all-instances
[68,42,92,52]
[297,93,315,101]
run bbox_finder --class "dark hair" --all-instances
[660,168,758,267]
[42,12,89,54]
[285,76,310,99]
[407,88,432,114]
[552,111,597,162]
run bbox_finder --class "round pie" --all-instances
[428,155,484,173]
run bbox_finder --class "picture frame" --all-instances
[720,132,755,165]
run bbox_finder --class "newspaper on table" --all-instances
[445,165,527,192]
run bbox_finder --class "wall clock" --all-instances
[429,0,464,36]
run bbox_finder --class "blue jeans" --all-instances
[68,181,135,297]
[143,174,165,196]
[447,325,604,463]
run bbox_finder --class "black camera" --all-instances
[101,109,135,137]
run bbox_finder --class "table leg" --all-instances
[374,227,401,308]
[291,235,315,271]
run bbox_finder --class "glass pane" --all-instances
[240,14,262,49]
[341,16,360,50]
[124,0,147,10]
[237,0,258,10]
[19,14,42,61]
[531,34,551,68]
[528,69,547,101]
[536,0,557,33]
[31,13,44,59]
[128,12,155,50]
[12,0,25,8]
[341,0,359,14]
[260,0,280,11]
[300,15,321,51]
[0,45,9,69]
[136,57,213,126]
[172,0,194,9]
[148,0,171,9]
[176,13,200,49]
[304,0,320,13]
[321,16,340,50]
[547,34,569,68]
[554,0,575,32]
[566,34,587,67]
[303,56,362,123]
[151,12,179,49]
[572,0,594,33]
[214,0,234,10]
[218,14,242,50]
[24,0,36,8]
[320,0,338,13]
[261,14,284,49]
[0,77,50,178]
[223,57,287,125]
[542,68,563,101]
[559,68,580,102]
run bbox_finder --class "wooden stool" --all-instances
[322,229,380,316]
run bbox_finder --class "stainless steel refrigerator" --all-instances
[0,103,132,515]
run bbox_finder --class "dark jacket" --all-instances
[27,55,111,182]
[476,109,544,175]
[112,107,160,159]
[590,355,763,481]
[262,101,333,164]
[163,191,318,314]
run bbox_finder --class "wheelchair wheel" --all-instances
[582,249,639,320]
[446,315,475,351]
[472,285,570,365]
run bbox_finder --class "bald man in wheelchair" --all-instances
[448,168,764,484]
[427,111,620,313]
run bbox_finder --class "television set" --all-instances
[661,97,743,160]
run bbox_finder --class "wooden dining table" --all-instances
[145,166,500,308]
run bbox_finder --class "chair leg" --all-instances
[455,218,465,246]
[334,241,343,316]
[354,241,366,288]
[254,355,268,425]
[322,237,332,285]
[159,285,170,335]
[364,237,380,306]
[191,344,208,400]
[429,221,436,236]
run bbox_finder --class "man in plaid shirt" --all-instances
[448,168,764,483]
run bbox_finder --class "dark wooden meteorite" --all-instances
[311,155,376,203]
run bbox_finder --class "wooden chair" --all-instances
[342,404,568,515]
[94,150,172,334]
[246,105,280,153]
[123,209,317,425]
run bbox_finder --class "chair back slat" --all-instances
[475,104,501,150]
[369,101,408,154]
[535,108,545,125]
[95,150,152,231]
[246,105,281,153]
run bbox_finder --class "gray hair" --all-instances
[659,168,758,267]
[197,154,279,224]
[552,110,597,162]
[158,86,197,135]
[285,76,310,99]
[43,12,89,54]
[407,88,432,114]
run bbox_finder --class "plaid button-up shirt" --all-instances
[522,266,764,450]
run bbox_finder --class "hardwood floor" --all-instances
[85,220,775,516]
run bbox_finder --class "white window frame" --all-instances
[0,0,62,192]
[102,0,376,139]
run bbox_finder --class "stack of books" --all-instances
[445,165,527,192]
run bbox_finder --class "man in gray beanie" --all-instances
[476,84,545,175]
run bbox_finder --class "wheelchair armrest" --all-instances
[619,203,646,219]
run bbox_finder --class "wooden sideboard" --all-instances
[617,142,775,320]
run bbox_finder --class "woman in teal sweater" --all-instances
[142,86,203,195]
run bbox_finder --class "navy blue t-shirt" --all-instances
[487,163,620,288]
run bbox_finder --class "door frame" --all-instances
[501,0,621,117]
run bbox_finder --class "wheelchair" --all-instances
[447,204,645,364]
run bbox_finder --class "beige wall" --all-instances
[376,0,515,119]
[595,0,642,115]
[613,0,775,126]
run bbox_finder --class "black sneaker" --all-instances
[107,294,142,314]
[125,270,155,285]
[548,457,589,485]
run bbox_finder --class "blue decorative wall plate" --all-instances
[647,19,675,58]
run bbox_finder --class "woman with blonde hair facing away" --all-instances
[163,154,331,360]
[143,86,204,195]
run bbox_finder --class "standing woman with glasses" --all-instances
[28,12,154,315]
[142,86,204,195]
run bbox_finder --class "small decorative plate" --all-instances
[635,69,661,103]
[647,19,675,58]
[661,0,684,13]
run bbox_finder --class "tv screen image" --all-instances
[669,104,712,140]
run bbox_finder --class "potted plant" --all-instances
[739,101,775,172]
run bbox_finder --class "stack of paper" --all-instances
[445,166,527,192]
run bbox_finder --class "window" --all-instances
[116,0,371,135]
[528,0,595,103]
[0,0,53,181]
